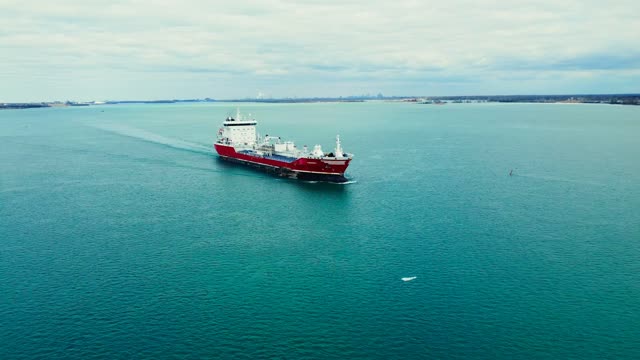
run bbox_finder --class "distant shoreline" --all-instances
[2,94,639,109]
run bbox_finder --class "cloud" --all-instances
[1,0,639,101]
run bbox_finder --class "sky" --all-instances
[1,0,639,102]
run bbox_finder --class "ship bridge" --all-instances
[220,110,258,146]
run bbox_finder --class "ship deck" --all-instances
[238,150,297,163]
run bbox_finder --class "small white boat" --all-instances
[401,276,417,282]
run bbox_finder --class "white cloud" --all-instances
[1,0,639,101]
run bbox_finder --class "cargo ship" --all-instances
[214,110,353,182]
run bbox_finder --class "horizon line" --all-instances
[3,92,640,104]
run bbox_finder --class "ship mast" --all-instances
[334,135,344,158]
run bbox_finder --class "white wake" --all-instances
[91,124,213,155]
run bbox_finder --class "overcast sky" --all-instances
[1,0,639,101]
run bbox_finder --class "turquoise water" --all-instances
[1,102,639,359]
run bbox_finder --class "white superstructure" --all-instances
[220,109,257,147]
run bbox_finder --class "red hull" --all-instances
[214,143,351,178]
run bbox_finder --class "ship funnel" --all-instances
[312,144,324,157]
[334,135,344,158]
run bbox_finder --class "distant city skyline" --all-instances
[1,0,639,102]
